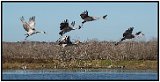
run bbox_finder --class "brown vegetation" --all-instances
[2,40,158,70]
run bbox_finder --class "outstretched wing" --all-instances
[28,16,36,29]
[60,19,69,30]
[85,10,88,16]
[23,23,31,32]
[20,16,30,32]
[80,10,89,19]
[123,27,134,37]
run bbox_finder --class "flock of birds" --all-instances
[20,10,144,47]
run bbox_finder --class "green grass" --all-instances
[3,60,157,70]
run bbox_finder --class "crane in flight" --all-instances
[79,10,107,29]
[115,27,144,45]
[20,16,46,40]
[59,19,80,36]
[58,35,81,47]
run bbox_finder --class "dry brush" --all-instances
[2,40,158,63]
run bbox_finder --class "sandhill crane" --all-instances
[79,10,107,29]
[20,16,46,40]
[59,19,80,36]
[115,27,144,45]
[58,36,72,47]
[58,36,80,47]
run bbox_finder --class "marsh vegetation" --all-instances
[2,39,158,70]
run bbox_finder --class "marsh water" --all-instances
[2,69,158,80]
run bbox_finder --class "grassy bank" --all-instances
[2,40,158,70]
[3,60,157,70]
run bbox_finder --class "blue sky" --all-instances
[2,2,158,42]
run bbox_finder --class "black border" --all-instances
[1,1,159,81]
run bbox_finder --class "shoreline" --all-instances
[3,60,157,70]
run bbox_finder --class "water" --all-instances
[2,69,158,80]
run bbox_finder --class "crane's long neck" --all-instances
[70,25,81,30]
[93,14,107,20]
[93,16,100,20]
[35,30,46,34]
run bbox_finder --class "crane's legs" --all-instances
[115,37,126,46]
[24,34,29,40]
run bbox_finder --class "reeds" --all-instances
[2,39,157,63]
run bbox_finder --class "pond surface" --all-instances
[2,69,158,80]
